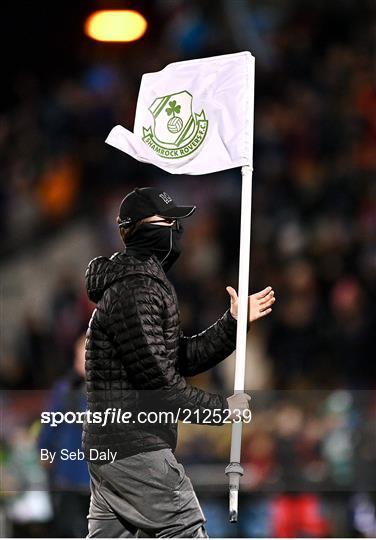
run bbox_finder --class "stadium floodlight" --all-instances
[84,10,147,42]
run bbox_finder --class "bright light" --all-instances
[84,10,147,42]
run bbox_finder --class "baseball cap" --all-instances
[118,187,196,228]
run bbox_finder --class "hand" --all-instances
[226,285,275,322]
[227,392,251,420]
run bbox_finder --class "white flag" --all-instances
[106,51,254,175]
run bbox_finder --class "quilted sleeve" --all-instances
[178,310,237,377]
[111,283,228,422]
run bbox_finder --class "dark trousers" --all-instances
[87,449,207,538]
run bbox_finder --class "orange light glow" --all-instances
[84,10,147,43]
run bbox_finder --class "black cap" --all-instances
[118,187,196,228]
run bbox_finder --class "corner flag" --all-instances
[106,51,254,175]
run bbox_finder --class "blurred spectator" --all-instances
[270,493,330,538]
[3,426,52,537]
[15,313,56,389]
[349,493,376,538]
[38,334,89,538]
[267,260,326,387]
[328,278,374,387]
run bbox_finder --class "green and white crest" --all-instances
[142,90,208,159]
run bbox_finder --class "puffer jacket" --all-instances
[83,251,237,463]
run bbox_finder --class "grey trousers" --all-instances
[87,449,207,538]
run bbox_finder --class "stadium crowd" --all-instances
[1,0,375,537]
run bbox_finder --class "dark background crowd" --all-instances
[0,0,375,537]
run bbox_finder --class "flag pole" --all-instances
[225,55,255,522]
[225,164,253,522]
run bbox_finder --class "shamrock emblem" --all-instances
[166,100,181,117]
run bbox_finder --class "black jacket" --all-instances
[83,251,237,462]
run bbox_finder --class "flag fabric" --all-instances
[106,51,254,175]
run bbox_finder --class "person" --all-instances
[84,187,275,538]
[39,334,90,537]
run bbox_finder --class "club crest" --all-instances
[142,90,208,159]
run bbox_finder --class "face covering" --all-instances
[125,223,183,271]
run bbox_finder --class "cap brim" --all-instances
[159,205,196,219]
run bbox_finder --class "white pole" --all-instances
[225,55,255,523]
[225,165,253,522]
[233,165,253,395]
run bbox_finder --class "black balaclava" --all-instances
[125,222,183,272]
